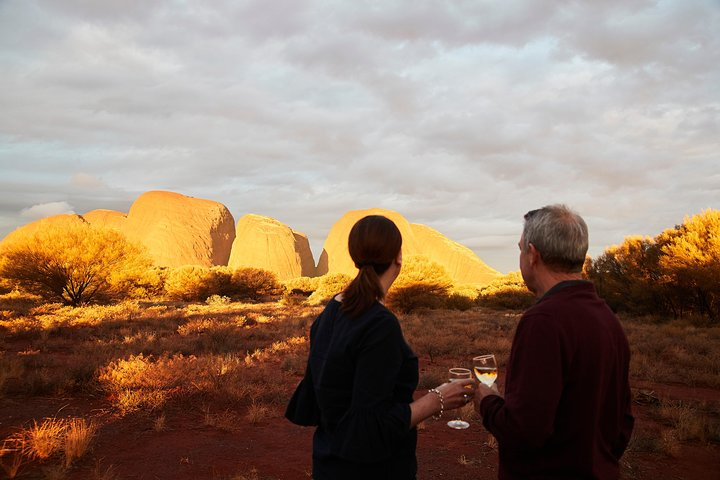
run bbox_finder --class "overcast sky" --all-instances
[1,0,718,273]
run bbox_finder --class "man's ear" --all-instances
[528,243,541,266]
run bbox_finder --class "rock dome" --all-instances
[316,208,499,285]
[122,191,235,268]
[1,214,89,246]
[82,209,127,231]
[228,214,316,280]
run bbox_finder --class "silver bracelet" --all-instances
[428,388,444,420]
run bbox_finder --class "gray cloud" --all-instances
[21,201,76,219]
[1,0,718,273]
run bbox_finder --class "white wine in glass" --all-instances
[447,367,472,430]
[473,354,497,387]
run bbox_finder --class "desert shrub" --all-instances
[164,266,222,302]
[445,292,475,311]
[206,294,231,306]
[386,256,453,313]
[387,284,447,313]
[115,266,167,300]
[586,209,720,322]
[307,273,352,305]
[477,271,535,310]
[0,222,152,306]
[282,276,320,296]
[230,268,284,301]
[0,276,12,295]
[210,266,234,296]
[585,236,663,315]
[282,276,320,306]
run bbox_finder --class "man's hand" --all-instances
[473,382,502,417]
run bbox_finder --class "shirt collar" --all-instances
[537,279,591,303]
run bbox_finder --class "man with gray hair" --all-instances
[474,204,634,479]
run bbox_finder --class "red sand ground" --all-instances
[2,372,718,479]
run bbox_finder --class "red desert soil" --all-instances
[2,378,718,480]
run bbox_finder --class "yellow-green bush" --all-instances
[230,268,284,301]
[307,273,352,305]
[477,271,535,310]
[386,256,453,313]
[0,222,152,306]
[164,265,221,302]
[283,276,320,296]
[116,266,168,300]
[586,209,720,322]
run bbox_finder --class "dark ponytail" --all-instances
[341,215,402,318]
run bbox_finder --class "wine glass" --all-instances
[473,354,498,387]
[447,367,472,429]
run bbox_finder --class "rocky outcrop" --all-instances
[2,197,498,284]
[122,191,235,268]
[316,208,421,276]
[1,214,89,246]
[228,214,316,280]
[316,208,499,285]
[82,209,127,231]
[410,223,499,285]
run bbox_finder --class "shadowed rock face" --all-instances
[228,214,316,280]
[120,191,236,268]
[316,208,499,285]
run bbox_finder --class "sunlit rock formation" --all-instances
[82,209,127,231]
[316,208,499,285]
[2,198,499,284]
[228,214,316,280]
[410,223,499,285]
[1,214,88,245]
[122,191,235,268]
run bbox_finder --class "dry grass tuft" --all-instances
[153,413,166,432]
[63,418,97,467]
[0,417,97,476]
[93,462,119,480]
[203,408,243,431]
[0,438,25,478]
[245,401,272,424]
[24,418,66,460]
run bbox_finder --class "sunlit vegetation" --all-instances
[164,266,284,303]
[0,417,96,477]
[0,223,152,307]
[305,273,352,305]
[386,255,454,313]
[476,271,535,310]
[587,209,720,322]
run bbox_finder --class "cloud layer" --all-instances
[1,0,718,272]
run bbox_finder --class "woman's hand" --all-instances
[436,378,476,410]
[409,378,476,427]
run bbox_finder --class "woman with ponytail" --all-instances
[286,215,474,480]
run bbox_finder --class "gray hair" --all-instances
[521,204,588,273]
